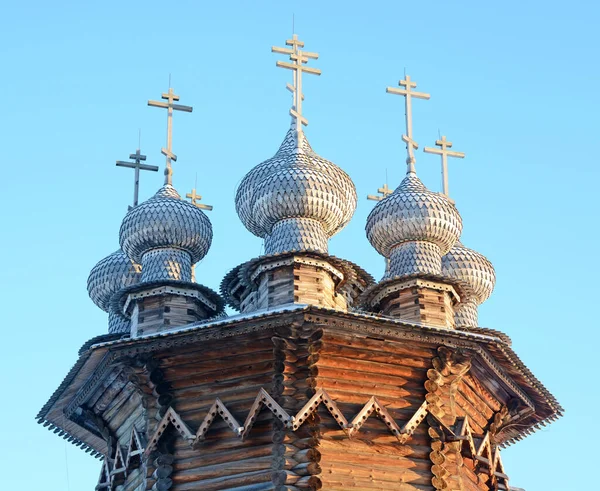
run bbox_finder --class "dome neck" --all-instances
[455,299,478,328]
[264,218,328,255]
[406,155,417,176]
[385,241,442,279]
[140,247,193,283]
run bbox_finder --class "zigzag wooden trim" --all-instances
[99,389,512,489]
[445,415,510,489]
[144,407,194,457]
[240,388,291,440]
[96,426,145,491]
[145,387,431,458]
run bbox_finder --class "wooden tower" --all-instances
[38,35,561,491]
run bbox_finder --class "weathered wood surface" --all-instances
[87,317,513,490]
[380,286,455,329]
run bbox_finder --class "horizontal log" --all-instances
[173,469,273,491]
[172,456,272,483]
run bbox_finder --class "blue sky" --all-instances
[1,1,596,489]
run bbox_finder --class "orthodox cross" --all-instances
[272,34,321,136]
[367,183,393,202]
[386,75,430,174]
[148,87,193,185]
[424,135,465,197]
[186,187,213,211]
[116,148,159,207]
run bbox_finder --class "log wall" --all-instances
[152,327,278,490]
[241,264,347,313]
[86,317,515,490]
[129,292,210,336]
[315,330,436,490]
[379,287,455,329]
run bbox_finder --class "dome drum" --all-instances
[140,247,193,283]
[385,241,442,279]
[265,217,329,255]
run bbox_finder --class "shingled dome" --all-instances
[442,242,496,305]
[366,174,462,278]
[87,249,141,312]
[119,184,212,265]
[235,125,357,255]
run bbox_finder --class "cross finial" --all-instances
[186,188,213,211]
[116,148,159,207]
[148,86,193,186]
[367,183,393,202]
[272,34,321,146]
[386,75,431,175]
[424,135,465,197]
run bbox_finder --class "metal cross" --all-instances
[148,87,193,185]
[367,183,393,202]
[272,34,321,137]
[186,188,213,211]
[387,75,430,175]
[424,135,465,197]
[116,149,159,207]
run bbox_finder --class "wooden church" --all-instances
[38,34,562,491]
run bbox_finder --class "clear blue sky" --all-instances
[1,1,596,489]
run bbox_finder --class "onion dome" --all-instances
[87,250,141,312]
[119,184,212,283]
[235,125,357,255]
[366,174,462,278]
[442,241,496,327]
[87,249,141,334]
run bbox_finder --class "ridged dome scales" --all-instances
[442,241,496,304]
[235,127,357,246]
[87,249,141,312]
[119,184,212,264]
[366,174,463,258]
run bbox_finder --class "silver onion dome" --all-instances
[366,174,462,277]
[442,242,495,304]
[87,249,141,312]
[235,126,357,255]
[366,174,462,257]
[119,184,212,265]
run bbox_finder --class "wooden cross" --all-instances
[272,34,321,133]
[186,188,213,211]
[116,149,159,207]
[424,135,465,197]
[148,87,193,185]
[367,183,393,202]
[387,75,430,174]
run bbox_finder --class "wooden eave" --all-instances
[38,304,562,454]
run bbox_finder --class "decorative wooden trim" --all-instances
[445,415,511,490]
[95,459,111,490]
[193,398,244,445]
[239,388,291,440]
[370,277,461,306]
[109,445,127,486]
[125,427,145,470]
[250,256,345,284]
[95,426,145,491]
[144,407,194,457]
[143,386,437,459]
